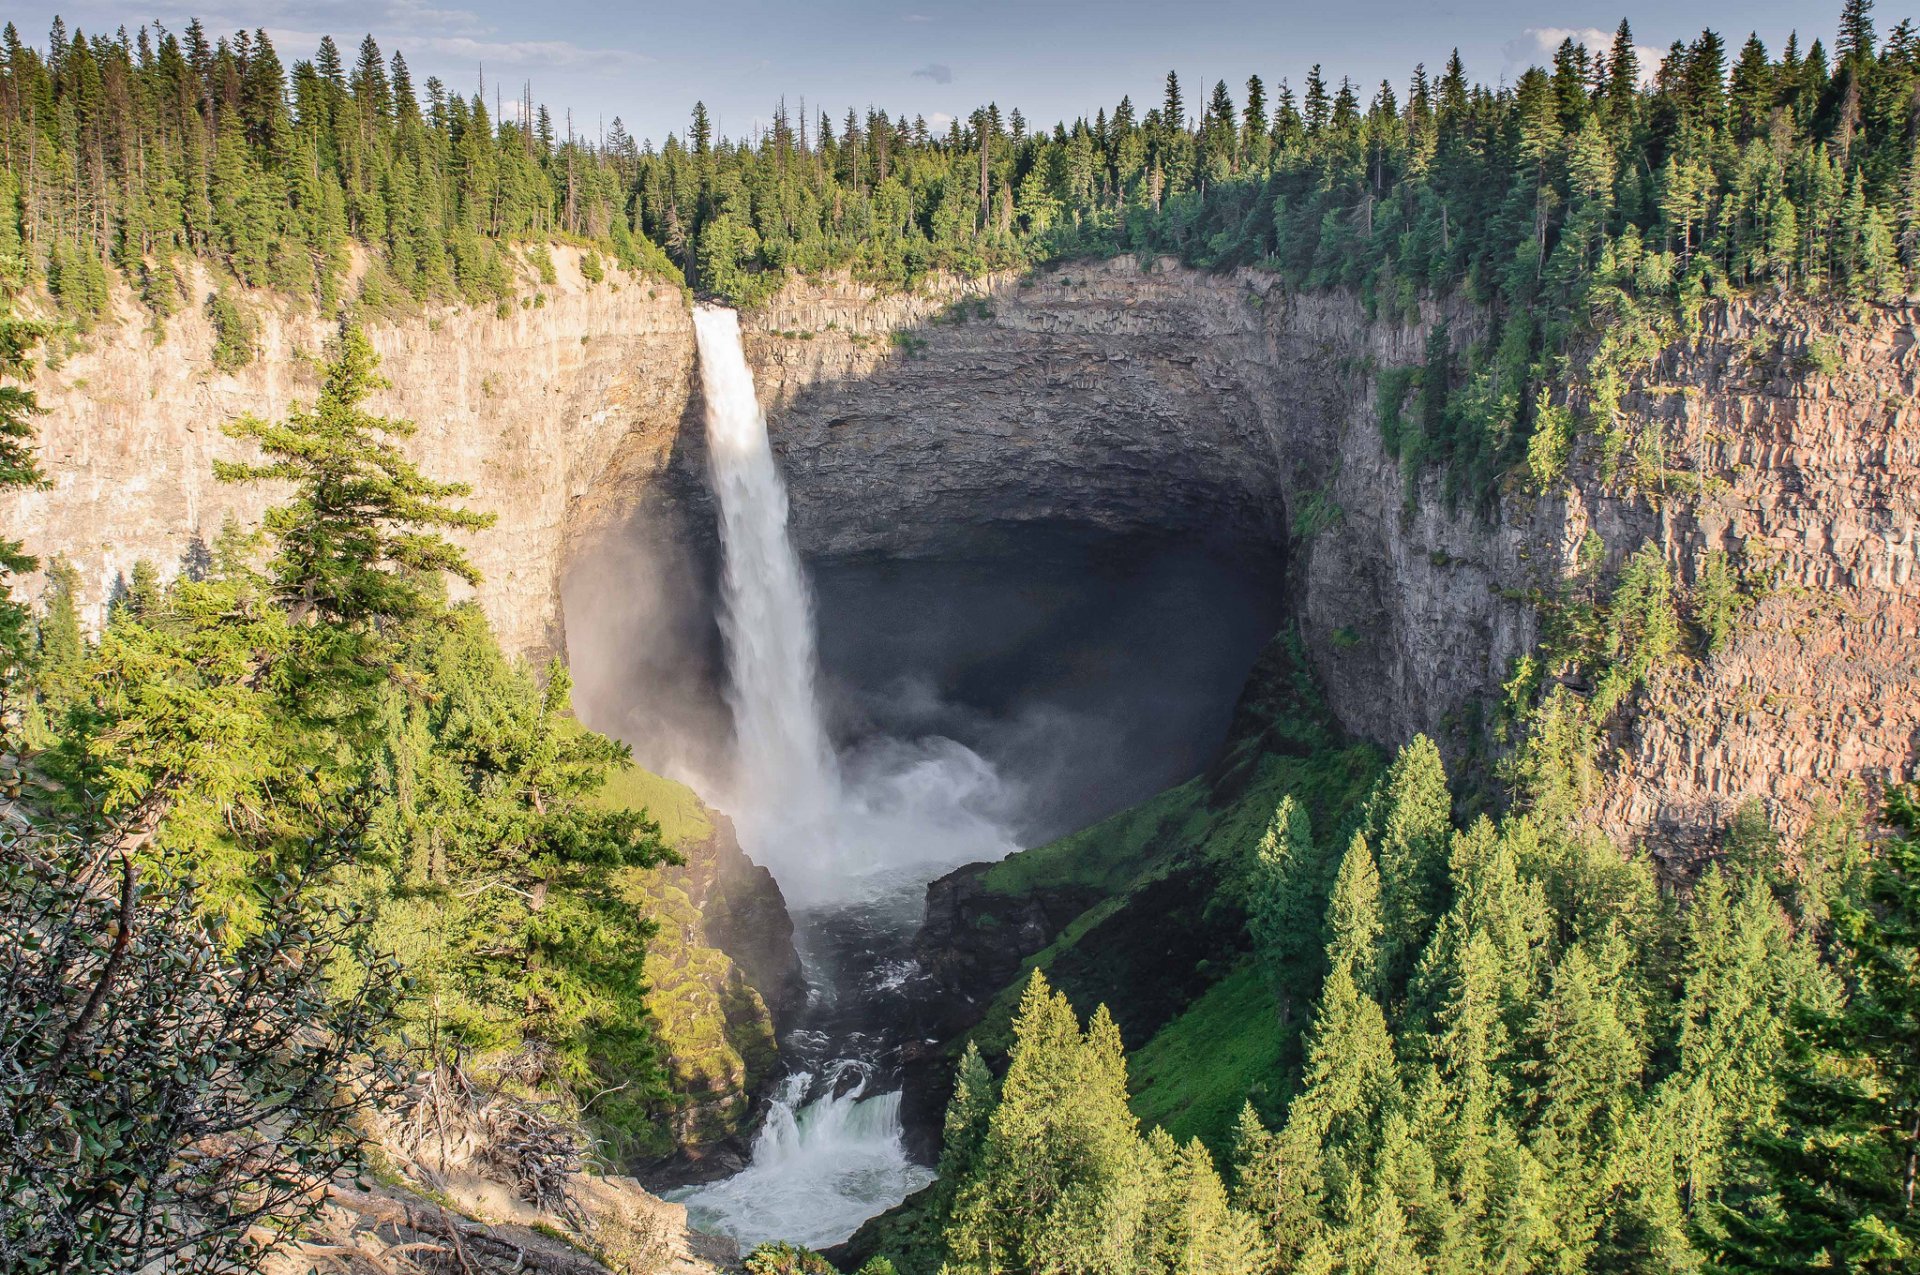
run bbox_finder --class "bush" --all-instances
[206,289,257,371]
[744,1242,839,1274]
[0,804,402,1273]
[1801,334,1843,376]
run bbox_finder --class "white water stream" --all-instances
[673,306,1001,1249]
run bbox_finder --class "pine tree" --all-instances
[1525,937,1648,1265]
[1364,735,1453,992]
[0,291,47,704]
[1247,795,1325,1025]
[1716,789,1920,1271]
[1327,832,1386,1000]
[1142,1132,1263,1275]
[946,972,1151,1273]
[214,322,494,664]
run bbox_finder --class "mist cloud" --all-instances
[911,63,953,84]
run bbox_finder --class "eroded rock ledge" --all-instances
[14,255,1917,850]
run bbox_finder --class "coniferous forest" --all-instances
[1,4,1919,1274]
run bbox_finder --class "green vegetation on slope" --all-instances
[1125,962,1287,1152]
[951,631,1382,1080]
[593,760,714,848]
[593,762,781,1163]
[875,729,1907,1275]
[849,576,1911,1275]
[1,305,674,1269]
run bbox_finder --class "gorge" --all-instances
[22,253,1917,856]
[11,247,1920,1262]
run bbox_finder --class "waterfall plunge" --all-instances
[695,305,844,872]
[680,306,1006,1249]
[693,304,1019,903]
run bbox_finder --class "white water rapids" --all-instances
[672,305,1009,1249]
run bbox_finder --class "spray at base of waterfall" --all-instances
[668,1067,935,1251]
[694,302,1018,905]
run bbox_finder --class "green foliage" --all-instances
[342,607,672,1118]
[0,284,48,704]
[1504,541,1688,820]
[911,709,1881,1275]
[939,971,1261,1275]
[1800,335,1844,376]
[1289,486,1344,541]
[1688,549,1769,657]
[215,322,494,697]
[1524,388,1574,493]
[1127,964,1291,1151]
[0,788,402,1273]
[1,25,675,310]
[46,240,111,329]
[206,288,258,372]
[744,1242,839,1274]
[4,319,674,1267]
[1715,789,1920,1271]
[1361,733,1453,990]
[1245,795,1324,1026]
[14,7,1914,349]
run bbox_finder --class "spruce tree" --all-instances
[946,973,1150,1274]
[1247,795,1324,1025]
[1715,790,1920,1271]
[215,322,494,702]
[1364,734,1453,992]
[1327,832,1386,1001]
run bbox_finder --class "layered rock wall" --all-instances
[12,258,1915,852]
[13,249,693,659]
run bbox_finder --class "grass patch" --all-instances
[981,776,1203,897]
[594,762,713,847]
[1128,961,1292,1153]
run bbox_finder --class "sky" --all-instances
[17,0,1869,148]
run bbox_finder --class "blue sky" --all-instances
[20,0,1874,147]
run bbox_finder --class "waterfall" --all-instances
[671,1065,934,1250]
[682,305,1010,1250]
[694,305,844,876]
[693,304,1020,900]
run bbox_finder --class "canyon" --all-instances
[16,251,1917,856]
[15,243,1920,1265]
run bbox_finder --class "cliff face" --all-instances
[14,257,1915,853]
[13,249,694,660]
[719,263,1916,849]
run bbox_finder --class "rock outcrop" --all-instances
[13,257,1916,852]
[14,249,693,660]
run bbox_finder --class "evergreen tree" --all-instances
[0,292,47,706]
[214,322,494,699]
[1716,792,1919,1270]
[946,972,1151,1274]
[1247,794,1325,1025]
[1326,832,1386,1000]
[1363,735,1453,992]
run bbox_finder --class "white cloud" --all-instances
[1503,26,1661,84]
[422,35,652,72]
[928,111,956,132]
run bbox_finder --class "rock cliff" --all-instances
[12,256,1915,854]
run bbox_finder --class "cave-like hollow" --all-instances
[565,513,1288,856]
[560,274,1306,861]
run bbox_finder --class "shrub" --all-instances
[206,289,257,372]
[0,806,402,1273]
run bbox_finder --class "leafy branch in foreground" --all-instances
[0,798,402,1273]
